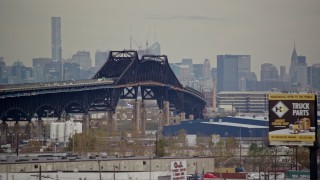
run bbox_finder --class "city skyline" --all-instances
[0,0,320,76]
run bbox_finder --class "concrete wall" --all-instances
[0,157,214,175]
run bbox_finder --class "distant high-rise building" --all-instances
[63,62,80,81]
[289,44,308,87]
[51,17,61,61]
[192,59,213,90]
[211,68,217,80]
[8,60,32,84]
[308,63,320,90]
[33,58,51,82]
[193,64,204,80]
[182,59,193,74]
[44,61,61,82]
[217,55,238,92]
[260,63,279,81]
[217,55,251,92]
[95,50,109,71]
[0,57,8,84]
[180,65,192,85]
[51,17,62,80]
[71,51,92,70]
[279,66,288,82]
[203,59,211,80]
[203,59,213,90]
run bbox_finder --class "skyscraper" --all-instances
[260,63,279,81]
[279,66,287,82]
[0,57,8,84]
[33,58,51,82]
[71,51,92,70]
[51,17,61,61]
[95,50,109,71]
[217,55,251,92]
[202,59,213,90]
[308,63,320,90]
[289,44,308,87]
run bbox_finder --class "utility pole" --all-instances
[239,126,242,169]
[98,160,102,180]
[113,165,116,180]
[155,132,158,157]
[35,165,42,180]
[39,165,42,180]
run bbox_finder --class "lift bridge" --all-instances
[0,51,206,137]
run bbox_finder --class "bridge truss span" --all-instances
[0,51,206,130]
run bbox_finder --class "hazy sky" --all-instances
[0,0,319,76]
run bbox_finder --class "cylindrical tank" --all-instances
[50,123,57,140]
[74,122,82,134]
[56,122,65,142]
[65,120,74,141]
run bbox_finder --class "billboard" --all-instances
[171,160,187,180]
[268,93,317,146]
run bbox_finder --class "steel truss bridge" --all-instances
[0,51,206,131]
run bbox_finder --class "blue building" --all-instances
[162,115,320,138]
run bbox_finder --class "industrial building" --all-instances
[163,115,320,139]
[217,91,269,113]
[163,116,269,138]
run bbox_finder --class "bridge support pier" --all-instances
[82,113,89,133]
[0,121,9,145]
[25,121,33,139]
[133,100,141,134]
[107,111,116,131]
[13,121,20,156]
[162,101,170,126]
[37,118,44,140]
[140,100,146,135]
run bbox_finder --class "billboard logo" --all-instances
[272,101,288,118]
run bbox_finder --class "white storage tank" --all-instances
[50,123,57,140]
[65,120,74,141]
[74,122,82,134]
[56,122,65,142]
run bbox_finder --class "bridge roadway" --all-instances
[0,79,114,98]
[0,79,205,101]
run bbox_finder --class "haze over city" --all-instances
[0,0,320,75]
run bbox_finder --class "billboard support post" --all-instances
[310,95,318,180]
[310,146,317,180]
